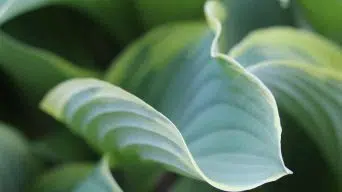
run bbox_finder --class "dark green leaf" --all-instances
[295,0,342,44]
[31,130,96,163]
[0,31,98,103]
[31,163,94,192]
[0,0,140,44]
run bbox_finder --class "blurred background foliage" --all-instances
[0,0,341,191]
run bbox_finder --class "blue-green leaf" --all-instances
[40,1,292,190]
[41,22,290,192]
[229,27,342,190]
[73,157,123,192]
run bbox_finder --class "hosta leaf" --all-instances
[0,123,38,192]
[229,27,342,70]
[205,0,293,51]
[41,76,290,191]
[32,158,122,192]
[74,157,123,192]
[41,19,290,192]
[229,27,342,189]
[32,163,94,192]
[0,31,97,103]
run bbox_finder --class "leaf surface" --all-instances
[0,123,38,192]
[73,157,123,192]
[296,0,342,44]
[31,163,94,192]
[41,21,290,192]
[229,27,342,190]
[205,0,293,51]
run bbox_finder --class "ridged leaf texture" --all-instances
[229,27,342,190]
[41,3,291,190]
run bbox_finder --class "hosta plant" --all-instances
[0,0,341,191]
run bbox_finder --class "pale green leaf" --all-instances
[0,122,38,192]
[41,22,290,192]
[229,27,342,189]
[229,27,342,70]
[73,157,123,192]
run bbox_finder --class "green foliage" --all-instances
[295,0,342,44]
[31,163,94,192]
[0,0,341,191]
[0,123,39,192]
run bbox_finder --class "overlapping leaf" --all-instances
[205,0,293,51]
[229,27,342,189]
[41,4,291,191]
[32,157,122,192]
[74,157,123,192]
[31,163,94,192]
[0,123,38,192]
